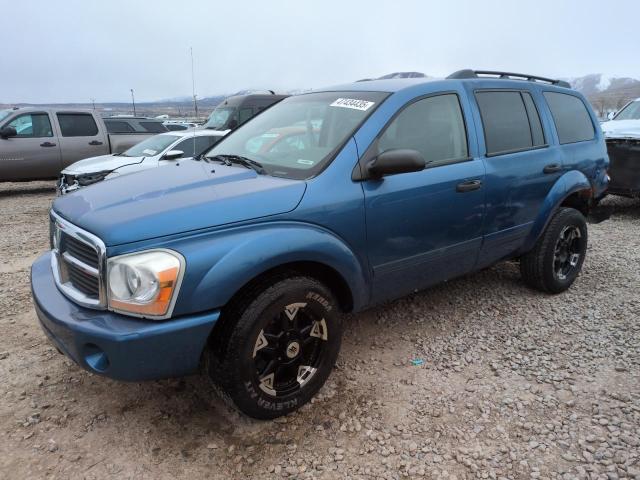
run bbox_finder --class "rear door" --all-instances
[470,88,564,268]
[0,111,62,180]
[55,112,109,166]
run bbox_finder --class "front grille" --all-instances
[61,234,99,270]
[50,213,106,308]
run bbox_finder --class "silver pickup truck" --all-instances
[0,108,166,181]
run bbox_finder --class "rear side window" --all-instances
[378,94,468,165]
[139,121,168,133]
[543,92,595,144]
[475,91,545,155]
[104,120,135,133]
[57,113,99,137]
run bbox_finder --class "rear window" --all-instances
[104,120,135,133]
[139,121,168,133]
[475,91,545,155]
[543,92,595,144]
[56,113,99,137]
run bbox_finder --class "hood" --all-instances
[52,160,306,246]
[601,119,640,139]
[62,154,145,175]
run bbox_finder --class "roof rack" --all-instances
[447,69,571,88]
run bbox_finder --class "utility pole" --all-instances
[90,98,96,110]
[130,89,136,116]
[191,47,198,120]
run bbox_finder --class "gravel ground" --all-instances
[0,181,638,480]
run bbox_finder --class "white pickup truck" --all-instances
[0,107,167,181]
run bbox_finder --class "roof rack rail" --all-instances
[447,69,571,88]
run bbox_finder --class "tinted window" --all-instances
[239,108,254,125]
[378,94,468,164]
[7,113,53,137]
[174,136,221,158]
[139,121,168,133]
[57,113,99,137]
[543,92,595,144]
[165,124,188,131]
[522,92,545,146]
[104,120,135,133]
[476,91,537,155]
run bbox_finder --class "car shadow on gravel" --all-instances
[604,196,640,220]
[0,185,56,197]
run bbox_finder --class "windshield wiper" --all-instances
[212,155,266,174]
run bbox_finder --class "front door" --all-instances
[0,111,61,180]
[361,93,485,302]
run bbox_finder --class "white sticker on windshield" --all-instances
[297,159,314,165]
[142,149,157,156]
[330,98,375,111]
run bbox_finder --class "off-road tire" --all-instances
[520,207,588,293]
[207,276,342,419]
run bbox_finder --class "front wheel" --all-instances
[520,207,588,293]
[207,276,342,419]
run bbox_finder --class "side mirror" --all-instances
[163,150,184,160]
[0,126,17,139]
[366,149,426,179]
[227,119,238,130]
[607,111,617,121]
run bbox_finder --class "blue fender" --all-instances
[168,222,370,316]
[521,170,591,252]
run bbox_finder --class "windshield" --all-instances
[121,134,179,157]
[615,100,640,121]
[0,109,13,123]
[205,107,236,129]
[205,91,388,179]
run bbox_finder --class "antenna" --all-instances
[190,47,197,157]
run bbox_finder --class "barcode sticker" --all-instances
[330,98,375,111]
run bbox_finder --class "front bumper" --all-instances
[31,252,219,381]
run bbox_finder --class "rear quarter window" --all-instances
[543,92,595,144]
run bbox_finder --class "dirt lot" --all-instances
[0,181,638,480]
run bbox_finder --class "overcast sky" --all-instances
[3,0,639,103]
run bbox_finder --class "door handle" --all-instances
[40,142,56,147]
[543,163,562,174]
[456,179,482,193]
[88,140,103,146]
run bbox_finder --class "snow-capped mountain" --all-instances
[565,73,640,98]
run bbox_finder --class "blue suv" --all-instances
[31,70,609,419]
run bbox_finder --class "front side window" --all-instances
[378,94,468,164]
[57,113,99,137]
[205,107,236,129]
[476,91,545,155]
[7,113,53,138]
[139,121,168,133]
[239,108,254,125]
[206,91,388,179]
[613,100,640,121]
[173,136,222,158]
[543,92,595,144]
[104,120,135,133]
[121,134,179,157]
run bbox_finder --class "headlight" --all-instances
[107,249,184,319]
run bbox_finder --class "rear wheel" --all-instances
[207,276,341,419]
[520,207,588,293]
